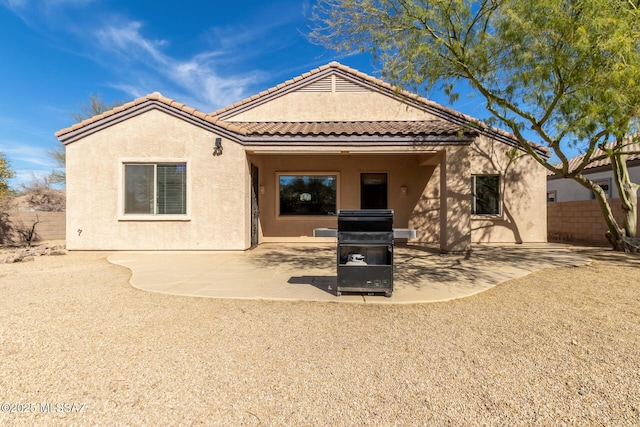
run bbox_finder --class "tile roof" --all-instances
[211,61,548,157]
[54,61,546,157]
[549,137,640,177]
[55,92,249,140]
[232,120,475,137]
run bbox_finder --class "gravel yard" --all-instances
[1,248,639,426]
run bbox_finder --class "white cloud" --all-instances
[1,0,97,25]
[0,141,56,188]
[0,141,58,188]
[1,0,26,9]
[2,0,95,10]
[3,1,291,110]
[106,83,145,100]
[0,143,54,169]
[91,19,267,109]
[167,54,266,109]
[94,20,169,64]
[11,169,51,188]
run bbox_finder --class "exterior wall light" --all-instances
[400,185,408,195]
[213,137,223,156]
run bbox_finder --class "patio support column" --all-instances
[440,146,472,253]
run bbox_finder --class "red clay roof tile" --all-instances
[204,62,547,156]
[55,92,250,138]
[552,137,640,175]
[229,120,475,137]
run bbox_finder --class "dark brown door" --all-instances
[360,173,388,209]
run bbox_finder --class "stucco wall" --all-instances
[469,137,548,244]
[63,74,546,251]
[227,91,436,122]
[248,150,440,242]
[65,112,546,251]
[248,139,547,251]
[65,109,249,250]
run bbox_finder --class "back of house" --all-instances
[56,62,548,252]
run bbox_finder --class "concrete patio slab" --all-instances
[107,243,591,304]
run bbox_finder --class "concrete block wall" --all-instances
[7,211,66,242]
[547,197,640,245]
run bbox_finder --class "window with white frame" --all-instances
[124,163,187,215]
[472,175,501,215]
[278,174,337,216]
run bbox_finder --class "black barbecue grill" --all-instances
[336,210,394,297]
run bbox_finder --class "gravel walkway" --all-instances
[1,248,639,426]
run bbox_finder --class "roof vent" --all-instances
[299,76,333,92]
[299,75,369,93]
[334,76,368,93]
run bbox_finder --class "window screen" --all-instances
[124,163,186,215]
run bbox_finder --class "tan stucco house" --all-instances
[55,62,548,252]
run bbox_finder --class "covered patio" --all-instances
[246,150,443,246]
[108,243,590,303]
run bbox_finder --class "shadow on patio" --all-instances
[108,243,591,303]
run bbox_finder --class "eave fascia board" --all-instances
[56,101,245,145]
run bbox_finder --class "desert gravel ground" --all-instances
[0,248,639,426]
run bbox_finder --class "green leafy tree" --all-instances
[47,145,66,185]
[50,93,125,185]
[0,151,14,201]
[0,152,15,244]
[309,0,640,252]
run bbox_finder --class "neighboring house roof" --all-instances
[547,137,640,179]
[55,61,548,156]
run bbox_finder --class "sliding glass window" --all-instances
[124,163,187,215]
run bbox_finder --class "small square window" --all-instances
[590,179,611,199]
[472,175,500,215]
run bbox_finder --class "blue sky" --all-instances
[0,0,493,188]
